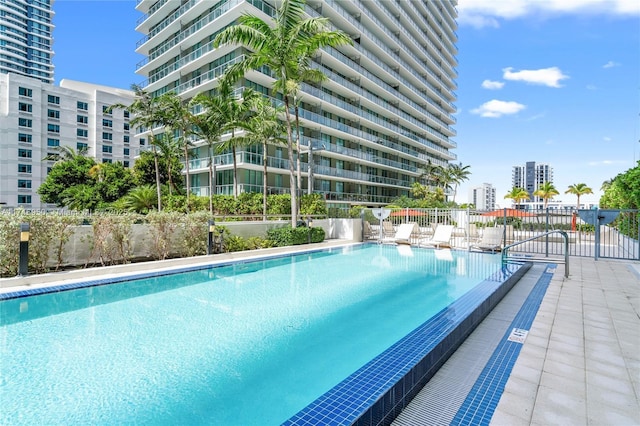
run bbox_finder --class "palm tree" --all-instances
[533,182,560,209]
[110,85,163,211]
[447,163,471,203]
[239,96,287,219]
[214,0,352,226]
[212,84,259,198]
[565,183,593,209]
[158,92,195,208]
[123,185,157,214]
[43,145,87,163]
[504,187,530,208]
[153,132,182,196]
[190,92,227,214]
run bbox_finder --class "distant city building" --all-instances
[469,183,496,210]
[134,0,459,207]
[0,0,55,83]
[0,73,141,209]
[512,161,554,209]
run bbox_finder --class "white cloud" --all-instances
[471,99,526,118]
[603,136,611,141]
[503,66,569,87]
[481,79,505,89]
[603,61,621,68]
[587,159,626,166]
[586,84,597,90]
[457,0,640,28]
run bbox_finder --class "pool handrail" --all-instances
[502,230,569,278]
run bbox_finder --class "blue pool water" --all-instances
[0,244,505,425]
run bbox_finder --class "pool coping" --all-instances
[284,259,531,426]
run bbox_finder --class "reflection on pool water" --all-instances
[0,244,510,425]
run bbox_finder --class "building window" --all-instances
[47,95,60,104]
[77,101,88,110]
[123,135,130,143]
[102,159,113,164]
[47,123,60,133]
[47,138,60,147]
[19,87,33,97]
[18,149,32,158]
[19,118,32,127]
[18,164,32,173]
[102,145,113,153]
[124,110,130,118]
[139,138,145,146]
[18,133,32,143]
[123,161,130,168]
[18,180,32,189]
[102,119,113,127]
[47,109,60,119]
[18,102,32,112]
[18,195,32,204]
[77,129,88,137]
[124,123,130,131]
[77,142,88,151]
[102,105,111,114]
[77,115,88,124]
[102,132,113,141]
[124,148,130,156]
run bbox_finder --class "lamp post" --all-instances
[19,223,30,276]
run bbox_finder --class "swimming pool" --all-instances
[0,244,526,425]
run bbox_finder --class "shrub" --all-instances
[266,225,325,247]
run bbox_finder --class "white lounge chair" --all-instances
[418,224,454,248]
[471,227,504,252]
[380,222,419,245]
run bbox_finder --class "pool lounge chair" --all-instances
[363,221,376,240]
[418,224,454,248]
[471,227,504,252]
[380,222,419,245]
[381,221,395,238]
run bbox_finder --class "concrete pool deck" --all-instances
[491,257,640,426]
[1,242,638,425]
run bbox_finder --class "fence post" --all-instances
[19,223,30,276]
[545,208,550,257]
[594,209,600,260]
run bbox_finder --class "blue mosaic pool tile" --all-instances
[451,265,555,426]
[285,261,531,426]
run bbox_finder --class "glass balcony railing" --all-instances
[136,0,170,26]
[322,0,456,106]
[137,0,203,48]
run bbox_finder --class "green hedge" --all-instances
[266,225,325,247]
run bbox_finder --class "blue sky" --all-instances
[52,0,640,206]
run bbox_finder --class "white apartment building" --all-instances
[0,73,141,209]
[134,0,458,207]
[469,183,496,211]
[512,161,554,209]
[0,0,55,83]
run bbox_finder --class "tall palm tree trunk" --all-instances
[231,129,239,198]
[263,141,268,221]
[295,100,301,195]
[151,133,162,211]
[284,98,297,227]
[183,141,191,209]
[208,144,214,215]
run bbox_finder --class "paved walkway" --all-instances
[491,258,640,425]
